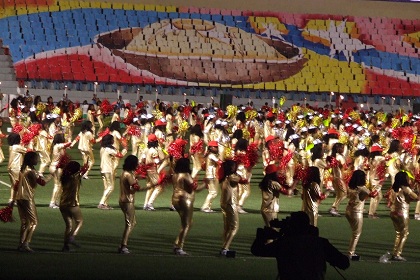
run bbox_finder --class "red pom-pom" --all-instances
[97,128,110,138]
[12,123,24,134]
[326,156,339,168]
[245,142,259,168]
[279,150,293,169]
[123,110,135,125]
[135,163,153,179]
[57,153,72,169]
[0,206,14,223]
[28,123,42,135]
[127,125,141,137]
[268,139,284,161]
[157,171,172,186]
[190,140,203,154]
[100,99,114,115]
[294,164,308,182]
[167,140,186,159]
[21,131,36,145]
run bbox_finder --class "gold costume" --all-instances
[220,173,240,251]
[35,130,51,174]
[49,143,68,206]
[345,186,371,255]
[172,173,195,251]
[236,152,251,210]
[119,170,139,247]
[99,147,119,206]
[331,154,347,212]
[368,155,386,216]
[312,158,329,190]
[96,108,104,135]
[76,131,95,177]
[143,147,165,209]
[302,182,323,227]
[15,167,40,248]
[9,107,18,127]
[60,171,83,248]
[190,135,203,178]
[8,144,27,202]
[260,180,284,227]
[201,153,220,211]
[390,186,418,258]
[87,110,96,135]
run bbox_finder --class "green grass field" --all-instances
[1,127,420,280]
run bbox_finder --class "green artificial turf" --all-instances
[1,125,419,280]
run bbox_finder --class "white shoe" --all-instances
[144,204,155,211]
[414,214,420,220]
[82,175,89,180]
[118,246,130,254]
[49,203,59,209]
[329,208,341,217]
[220,249,228,256]
[238,207,248,214]
[174,248,188,256]
[201,208,215,213]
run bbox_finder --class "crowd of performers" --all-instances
[0,92,419,260]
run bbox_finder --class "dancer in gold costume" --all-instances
[172,158,204,256]
[35,120,51,177]
[16,152,50,252]
[98,134,123,210]
[328,142,347,217]
[345,170,378,260]
[71,121,97,179]
[189,124,204,178]
[302,166,326,227]
[49,134,72,208]
[389,171,419,261]
[7,133,28,204]
[259,164,289,227]
[200,141,221,213]
[219,159,246,256]
[118,155,146,254]
[60,160,88,252]
[235,139,252,214]
[368,145,386,219]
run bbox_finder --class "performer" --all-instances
[345,170,378,260]
[368,145,386,219]
[86,104,96,135]
[219,159,247,256]
[235,139,252,214]
[189,124,204,178]
[15,152,51,252]
[98,134,123,210]
[386,140,402,185]
[34,120,51,177]
[71,121,98,179]
[7,133,28,204]
[95,100,104,136]
[258,164,289,227]
[200,140,221,213]
[302,166,326,227]
[172,158,204,256]
[49,134,72,209]
[60,160,88,252]
[118,155,147,254]
[328,142,347,217]
[143,134,166,210]
[389,171,419,261]
[0,117,5,164]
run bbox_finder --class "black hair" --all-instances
[284,128,295,142]
[60,161,81,184]
[348,170,366,189]
[80,120,93,133]
[387,139,401,154]
[369,150,382,159]
[354,148,369,158]
[236,111,246,122]
[302,166,321,189]
[174,158,192,174]
[109,121,121,133]
[52,133,65,145]
[190,124,204,138]
[235,138,248,152]
[392,171,410,192]
[101,134,115,149]
[147,140,159,148]
[219,160,237,183]
[259,172,279,192]
[231,129,243,140]
[123,155,139,172]
[310,143,324,162]
[21,151,38,172]
[7,133,21,146]
[331,142,344,157]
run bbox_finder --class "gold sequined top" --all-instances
[302,182,323,212]
[346,186,371,214]
[100,147,118,173]
[60,172,82,207]
[220,173,240,206]
[205,153,219,179]
[15,167,38,201]
[77,131,94,152]
[119,170,138,203]
[391,186,418,218]
[8,145,27,171]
